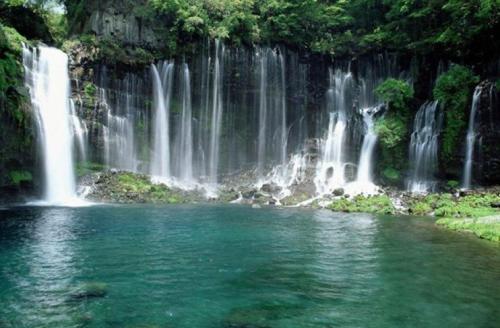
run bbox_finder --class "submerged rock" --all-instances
[70,282,108,300]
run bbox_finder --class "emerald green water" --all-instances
[0,205,499,328]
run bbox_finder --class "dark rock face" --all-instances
[476,81,500,185]
[68,0,165,50]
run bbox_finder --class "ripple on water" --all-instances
[0,205,499,328]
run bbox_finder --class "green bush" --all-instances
[375,78,414,111]
[374,79,414,178]
[433,65,479,160]
[329,195,395,215]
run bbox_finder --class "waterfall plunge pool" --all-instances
[1,204,499,327]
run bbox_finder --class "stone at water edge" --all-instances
[333,188,345,196]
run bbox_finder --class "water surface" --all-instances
[0,205,499,327]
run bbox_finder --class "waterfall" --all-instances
[354,106,380,188]
[208,40,224,186]
[315,69,353,194]
[278,52,288,172]
[69,99,88,163]
[407,101,441,193]
[151,61,174,179]
[257,49,268,179]
[98,73,140,172]
[23,46,79,205]
[462,87,482,190]
[177,64,194,185]
[256,48,288,181]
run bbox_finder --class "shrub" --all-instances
[433,65,479,160]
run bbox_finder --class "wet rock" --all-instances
[260,183,281,194]
[241,189,257,199]
[333,188,345,196]
[252,204,261,209]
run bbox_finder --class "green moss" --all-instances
[409,193,500,218]
[382,168,400,183]
[76,162,106,177]
[118,173,153,193]
[433,65,479,161]
[8,170,32,185]
[437,217,500,242]
[328,195,395,215]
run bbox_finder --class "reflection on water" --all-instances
[0,205,499,328]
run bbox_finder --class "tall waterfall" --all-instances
[176,64,194,185]
[208,41,224,186]
[257,49,269,179]
[22,46,79,205]
[315,69,353,194]
[462,87,482,190]
[257,48,288,180]
[354,106,380,189]
[151,61,174,179]
[407,101,441,193]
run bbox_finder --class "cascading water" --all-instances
[315,69,353,195]
[208,41,224,187]
[97,72,142,172]
[151,61,174,179]
[462,87,482,190]
[23,46,80,205]
[175,64,194,185]
[63,41,400,199]
[70,99,88,164]
[348,105,380,193]
[257,49,269,179]
[407,101,441,193]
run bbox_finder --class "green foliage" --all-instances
[8,170,32,185]
[83,82,96,100]
[374,79,413,177]
[382,168,400,184]
[447,180,460,189]
[437,217,500,242]
[0,24,30,127]
[328,195,395,215]
[433,65,479,160]
[76,161,106,177]
[375,78,414,111]
[409,193,500,218]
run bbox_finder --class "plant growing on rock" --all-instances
[433,65,479,161]
[374,78,414,184]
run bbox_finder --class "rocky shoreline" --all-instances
[77,170,500,242]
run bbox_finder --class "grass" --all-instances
[409,193,500,218]
[436,216,500,242]
[328,195,395,215]
[408,193,500,242]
